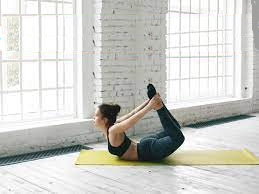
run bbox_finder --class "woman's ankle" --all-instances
[155,103,165,111]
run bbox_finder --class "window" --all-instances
[0,0,75,123]
[166,0,235,103]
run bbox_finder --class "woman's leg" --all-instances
[140,130,168,142]
[140,102,181,142]
[156,102,184,139]
[137,103,185,161]
[161,101,181,129]
[137,135,184,161]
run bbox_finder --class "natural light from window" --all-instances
[166,0,235,104]
[0,0,75,124]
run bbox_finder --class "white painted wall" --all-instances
[0,0,258,158]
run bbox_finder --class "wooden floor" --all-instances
[1,113,259,194]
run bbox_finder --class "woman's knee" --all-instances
[177,133,185,146]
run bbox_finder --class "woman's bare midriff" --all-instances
[108,132,139,161]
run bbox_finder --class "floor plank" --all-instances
[1,112,259,193]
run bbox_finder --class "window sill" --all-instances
[0,117,93,133]
[166,97,252,110]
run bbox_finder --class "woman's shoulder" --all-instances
[108,122,122,134]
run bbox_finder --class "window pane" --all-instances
[218,77,224,96]
[208,58,217,77]
[65,61,73,87]
[226,31,233,44]
[210,0,218,14]
[169,0,180,11]
[169,80,180,101]
[191,0,199,13]
[181,79,190,100]
[226,15,233,30]
[190,46,199,57]
[168,34,180,47]
[209,77,217,96]
[58,88,74,114]
[22,16,39,59]
[200,32,208,45]
[42,90,57,112]
[64,15,73,37]
[209,31,217,45]
[218,31,223,44]
[190,78,199,97]
[209,45,217,56]
[218,57,223,76]
[169,58,180,79]
[168,13,179,33]
[227,0,235,14]
[226,57,233,76]
[42,16,57,59]
[226,77,233,96]
[23,91,40,119]
[181,0,190,12]
[190,58,199,78]
[200,46,208,57]
[64,37,73,59]
[190,33,199,46]
[2,16,20,60]
[21,0,38,14]
[181,33,189,47]
[3,93,21,115]
[200,58,208,77]
[1,0,19,14]
[41,0,56,14]
[181,14,190,33]
[22,62,39,89]
[168,48,179,58]
[64,0,73,14]
[200,14,208,31]
[200,78,208,96]
[42,61,57,88]
[181,58,189,79]
[209,15,217,31]
[2,63,20,91]
[200,0,208,13]
[181,47,189,57]
[218,0,226,14]
[190,14,199,32]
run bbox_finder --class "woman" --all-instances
[93,85,185,162]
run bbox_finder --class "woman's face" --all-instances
[93,108,107,129]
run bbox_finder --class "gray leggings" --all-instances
[137,102,185,161]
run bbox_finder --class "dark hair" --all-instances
[98,103,121,129]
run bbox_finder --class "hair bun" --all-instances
[112,104,121,115]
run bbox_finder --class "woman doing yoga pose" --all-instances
[93,84,185,161]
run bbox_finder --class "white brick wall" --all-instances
[92,0,168,136]
[249,0,259,111]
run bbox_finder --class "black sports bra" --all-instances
[107,127,132,157]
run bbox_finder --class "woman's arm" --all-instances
[111,105,152,134]
[116,99,150,123]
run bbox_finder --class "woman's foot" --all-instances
[147,83,157,100]
[153,94,164,111]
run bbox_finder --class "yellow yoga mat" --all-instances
[74,148,259,165]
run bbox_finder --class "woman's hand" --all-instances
[146,93,161,111]
[144,98,150,106]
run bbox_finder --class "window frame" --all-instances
[0,0,82,124]
[166,0,245,104]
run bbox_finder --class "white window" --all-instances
[166,0,236,103]
[0,0,75,123]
